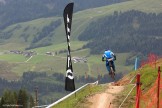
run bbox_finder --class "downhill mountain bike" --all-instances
[108,60,115,80]
[103,59,115,80]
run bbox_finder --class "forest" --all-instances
[0,71,123,105]
[0,89,34,108]
[79,10,162,55]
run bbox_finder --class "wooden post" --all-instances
[35,87,38,107]
[136,73,141,108]
[157,66,161,108]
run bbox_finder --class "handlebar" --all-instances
[102,58,114,62]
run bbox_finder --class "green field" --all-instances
[0,54,27,62]
[0,49,133,78]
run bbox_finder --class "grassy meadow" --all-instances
[0,47,134,78]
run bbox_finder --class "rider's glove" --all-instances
[102,57,104,61]
[114,55,116,60]
[108,58,113,61]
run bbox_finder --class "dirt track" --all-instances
[87,83,124,108]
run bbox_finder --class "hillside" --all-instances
[50,58,162,108]
[79,10,162,54]
[0,0,162,52]
[0,0,125,29]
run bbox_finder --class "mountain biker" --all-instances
[102,50,116,75]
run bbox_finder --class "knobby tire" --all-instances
[110,67,115,80]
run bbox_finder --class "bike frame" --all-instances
[103,59,115,80]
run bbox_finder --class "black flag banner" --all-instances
[63,3,75,91]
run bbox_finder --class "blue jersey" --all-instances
[103,50,114,59]
[102,50,116,72]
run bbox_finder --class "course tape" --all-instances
[46,81,98,108]
[118,84,136,108]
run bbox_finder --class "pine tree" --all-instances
[29,95,34,108]
[17,89,28,108]
[0,97,5,108]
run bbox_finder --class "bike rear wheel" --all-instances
[110,67,115,80]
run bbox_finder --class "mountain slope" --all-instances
[0,0,125,29]
[79,10,162,54]
[50,58,162,108]
[0,0,162,51]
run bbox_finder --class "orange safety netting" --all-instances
[136,53,162,108]
[140,75,162,108]
[140,53,158,69]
